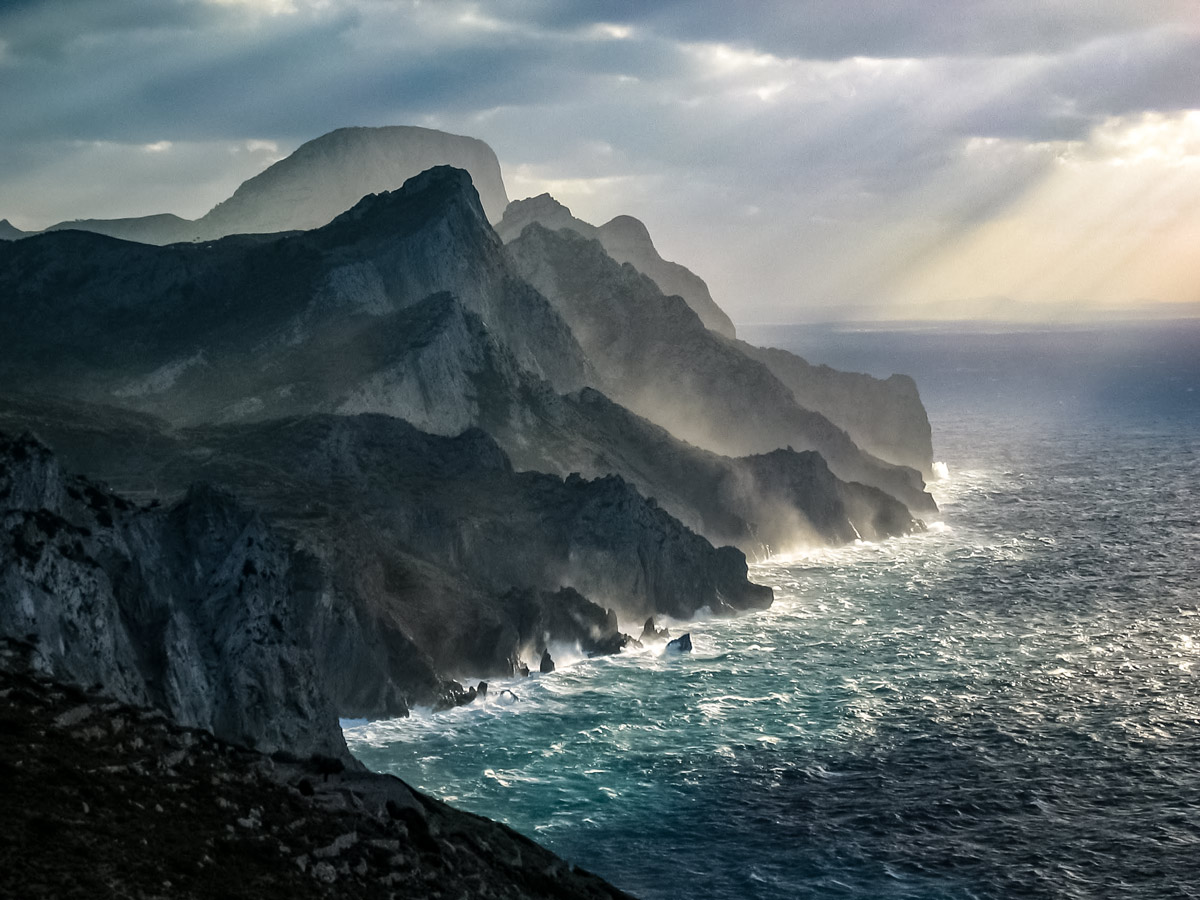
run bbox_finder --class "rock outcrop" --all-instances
[0,432,346,760]
[497,194,736,338]
[38,126,511,244]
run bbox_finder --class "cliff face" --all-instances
[497,194,736,338]
[736,341,935,476]
[495,194,939,474]
[0,432,346,760]
[36,126,511,245]
[505,223,936,514]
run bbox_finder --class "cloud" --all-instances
[0,0,1197,319]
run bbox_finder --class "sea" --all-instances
[346,319,1200,900]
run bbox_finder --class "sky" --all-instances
[1,0,1198,324]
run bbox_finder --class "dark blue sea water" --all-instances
[347,320,1200,900]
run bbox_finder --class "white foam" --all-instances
[932,461,950,481]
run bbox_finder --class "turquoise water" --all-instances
[347,325,1200,899]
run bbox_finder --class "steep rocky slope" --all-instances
[497,194,736,338]
[0,416,772,716]
[496,194,936,474]
[36,126,510,244]
[506,223,935,514]
[735,341,934,476]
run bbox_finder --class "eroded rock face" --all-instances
[497,194,737,338]
[0,432,347,760]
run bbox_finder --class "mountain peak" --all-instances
[201,126,510,236]
[308,166,503,257]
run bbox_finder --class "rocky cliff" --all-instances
[505,223,936,514]
[497,194,736,338]
[495,193,939,474]
[735,341,935,476]
[36,126,510,244]
[0,410,775,713]
[0,432,347,760]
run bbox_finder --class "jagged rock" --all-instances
[665,633,692,653]
[539,650,555,674]
[640,618,669,642]
[39,126,511,244]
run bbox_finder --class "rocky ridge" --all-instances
[496,193,934,475]
[0,167,925,547]
[506,222,935,514]
[497,193,736,338]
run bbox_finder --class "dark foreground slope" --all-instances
[0,643,632,900]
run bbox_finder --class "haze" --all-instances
[2,0,1197,323]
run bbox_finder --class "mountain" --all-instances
[0,166,924,545]
[38,126,510,244]
[0,407,772,717]
[497,193,736,338]
[505,222,935,513]
[0,219,30,240]
[496,194,936,475]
